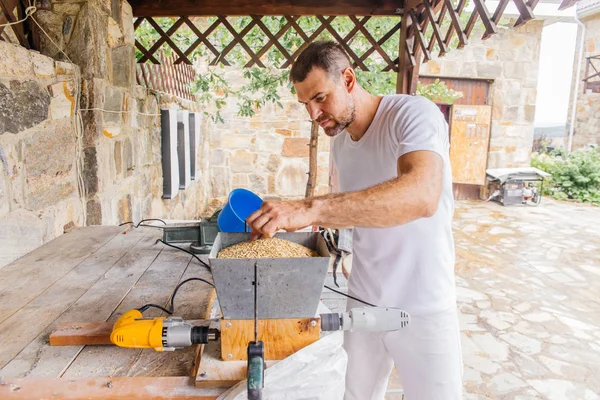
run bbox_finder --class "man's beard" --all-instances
[320,101,356,137]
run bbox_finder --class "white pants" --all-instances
[343,299,463,400]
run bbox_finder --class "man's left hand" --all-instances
[246,200,316,240]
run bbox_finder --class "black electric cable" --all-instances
[138,277,215,315]
[324,285,377,307]
[136,218,166,228]
[118,219,167,227]
[156,239,211,270]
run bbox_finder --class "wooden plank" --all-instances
[514,0,539,27]
[50,322,113,346]
[449,105,492,186]
[0,226,125,325]
[129,0,411,17]
[472,0,498,37]
[195,340,278,388]
[0,229,157,377]
[0,376,225,400]
[58,245,204,378]
[443,0,468,48]
[409,9,431,62]
[396,12,411,94]
[0,0,29,48]
[511,0,535,24]
[423,0,448,55]
[220,318,320,361]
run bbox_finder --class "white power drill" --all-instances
[320,307,410,332]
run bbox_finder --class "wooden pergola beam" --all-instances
[130,0,413,17]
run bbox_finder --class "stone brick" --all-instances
[121,1,135,45]
[107,17,124,48]
[267,154,281,172]
[210,149,226,166]
[112,45,134,87]
[0,165,9,217]
[222,134,253,149]
[114,140,122,176]
[230,150,257,173]
[118,194,132,223]
[103,86,123,124]
[67,3,108,79]
[124,138,134,176]
[33,10,66,60]
[0,80,50,134]
[210,166,231,198]
[49,81,76,120]
[83,146,99,196]
[31,52,55,78]
[232,173,249,189]
[477,63,502,78]
[282,138,310,157]
[504,62,525,80]
[249,174,267,194]
[524,105,536,123]
[276,159,308,197]
[275,128,292,137]
[53,3,82,15]
[86,196,102,225]
[0,209,44,268]
[0,41,34,78]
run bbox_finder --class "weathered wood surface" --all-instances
[0,227,148,372]
[0,376,225,399]
[0,226,214,382]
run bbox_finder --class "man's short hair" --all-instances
[290,41,352,83]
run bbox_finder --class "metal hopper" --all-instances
[208,232,330,319]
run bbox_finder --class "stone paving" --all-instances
[322,198,600,399]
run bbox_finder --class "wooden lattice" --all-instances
[134,0,541,74]
[135,53,197,100]
[135,15,403,72]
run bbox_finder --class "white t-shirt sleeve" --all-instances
[392,96,448,160]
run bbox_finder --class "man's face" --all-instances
[294,67,355,137]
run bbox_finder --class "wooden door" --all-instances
[449,105,492,185]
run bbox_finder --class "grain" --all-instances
[217,238,318,259]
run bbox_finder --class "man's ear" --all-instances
[342,67,356,93]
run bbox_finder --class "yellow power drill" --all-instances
[110,309,219,351]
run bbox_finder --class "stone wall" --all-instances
[207,69,331,208]
[569,14,600,149]
[0,41,83,267]
[419,19,544,168]
[0,0,211,268]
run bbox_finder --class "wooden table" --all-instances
[0,225,224,399]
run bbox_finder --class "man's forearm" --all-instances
[309,167,440,229]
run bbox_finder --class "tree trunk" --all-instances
[305,121,319,198]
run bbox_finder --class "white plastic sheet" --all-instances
[216,332,347,400]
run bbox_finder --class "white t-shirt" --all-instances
[332,94,456,316]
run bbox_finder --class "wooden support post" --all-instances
[396,12,411,94]
[305,120,319,198]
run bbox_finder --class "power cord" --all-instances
[156,239,211,270]
[324,285,377,307]
[119,218,167,227]
[138,277,215,315]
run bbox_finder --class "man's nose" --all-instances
[307,104,322,121]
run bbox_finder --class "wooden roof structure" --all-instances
[128,0,554,94]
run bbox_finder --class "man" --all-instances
[247,41,462,400]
